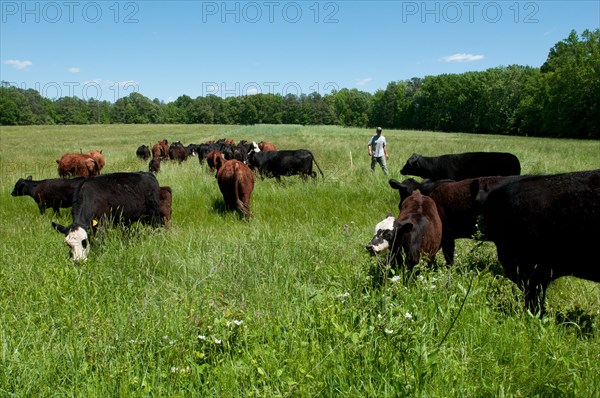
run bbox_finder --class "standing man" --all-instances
[368,127,389,175]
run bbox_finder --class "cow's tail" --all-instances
[233,162,251,217]
[309,151,325,179]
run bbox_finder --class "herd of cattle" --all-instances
[10,140,600,316]
[366,151,599,315]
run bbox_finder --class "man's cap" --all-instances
[376,127,382,132]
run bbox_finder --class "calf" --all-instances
[474,169,600,315]
[366,189,442,270]
[400,152,520,181]
[247,149,324,180]
[149,157,161,174]
[389,176,515,264]
[52,172,163,261]
[12,175,83,215]
[215,158,255,218]
[159,186,173,227]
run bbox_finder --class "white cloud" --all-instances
[4,59,32,70]
[440,53,485,63]
[355,77,373,86]
[68,67,80,73]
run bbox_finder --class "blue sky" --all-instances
[1,1,598,102]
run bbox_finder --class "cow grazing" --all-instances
[159,186,173,227]
[400,152,521,181]
[206,150,222,172]
[52,172,163,261]
[57,150,104,178]
[152,139,169,159]
[149,157,161,174]
[474,169,600,315]
[12,175,83,215]
[136,144,151,161]
[215,158,255,217]
[389,176,515,264]
[258,141,277,152]
[247,149,324,181]
[169,141,189,163]
[88,150,105,172]
[366,189,442,270]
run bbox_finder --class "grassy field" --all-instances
[1,124,599,397]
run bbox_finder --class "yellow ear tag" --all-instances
[92,219,99,227]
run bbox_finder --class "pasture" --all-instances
[1,124,599,397]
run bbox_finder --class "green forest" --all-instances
[1,29,598,139]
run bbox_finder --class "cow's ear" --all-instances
[396,221,413,233]
[386,211,394,218]
[388,179,401,190]
[52,222,68,234]
[27,175,33,180]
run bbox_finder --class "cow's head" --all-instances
[366,213,414,256]
[366,213,396,254]
[52,222,90,261]
[11,175,33,196]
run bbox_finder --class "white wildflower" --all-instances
[198,335,206,340]
[233,320,243,326]
[385,328,394,334]
[214,338,222,344]
[404,312,413,320]
[391,275,401,283]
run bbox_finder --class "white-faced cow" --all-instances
[389,176,518,265]
[52,172,163,261]
[12,175,84,215]
[247,149,324,181]
[366,189,442,270]
[474,169,600,315]
[400,152,521,181]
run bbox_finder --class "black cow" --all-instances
[12,175,84,215]
[247,149,324,180]
[52,172,163,261]
[474,169,600,315]
[136,144,151,161]
[389,176,516,264]
[169,141,189,162]
[400,152,521,181]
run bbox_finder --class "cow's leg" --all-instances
[441,236,455,265]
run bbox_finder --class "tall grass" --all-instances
[1,124,599,397]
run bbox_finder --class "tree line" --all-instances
[1,29,598,139]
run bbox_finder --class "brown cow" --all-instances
[149,157,161,174]
[206,149,222,172]
[159,186,173,227]
[57,151,102,178]
[152,139,169,159]
[389,176,517,264]
[88,150,105,172]
[366,189,442,270]
[258,141,277,152]
[215,158,255,218]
